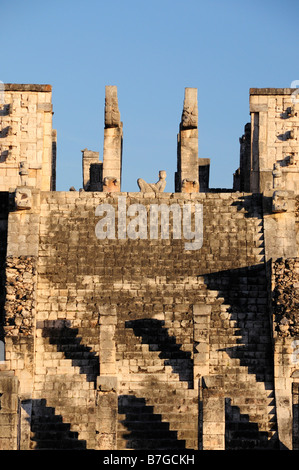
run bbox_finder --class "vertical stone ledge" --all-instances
[201,376,225,450]
[193,303,211,388]
[96,376,118,450]
[0,372,20,450]
[99,305,117,376]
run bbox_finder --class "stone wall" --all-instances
[0,84,298,450]
[0,84,56,192]
[16,189,278,450]
[271,258,299,449]
[248,88,299,194]
[0,192,9,345]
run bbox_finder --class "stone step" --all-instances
[116,437,187,450]
[30,437,87,450]
[30,401,88,450]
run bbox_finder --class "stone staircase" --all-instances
[116,262,278,450]
[117,321,199,450]
[118,374,198,450]
[30,399,87,450]
[205,263,278,449]
[30,320,98,450]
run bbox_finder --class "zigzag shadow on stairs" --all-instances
[225,398,278,450]
[204,263,273,384]
[125,319,193,387]
[41,320,99,383]
[30,398,87,450]
[118,395,186,450]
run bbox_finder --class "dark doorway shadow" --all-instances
[118,395,186,450]
[125,319,193,387]
[41,320,99,383]
[225,398,278,450]
[30,399,87,450]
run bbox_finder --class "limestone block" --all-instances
[15,187,32,210]
[181,88,198,129]
[105,86,121,128]
[272,190,289,213]
[181,179,199,193]
[103,176,120,192]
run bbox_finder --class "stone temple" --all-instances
[0,84,298,450]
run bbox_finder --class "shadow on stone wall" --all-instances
[125,319,193,387]
[225,398,276,450]
[118,395,186,450]
[231,193,264,217]
[204,263,273,383]
[41,320,99,383]
[30,399,87,450]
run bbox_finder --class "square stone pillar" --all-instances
[96,376,118,450]
[102,86,123,191]
[96,305,118,449]
[193,303,211,389]
[176,88,199,193]
[99,305,117,376]
[0,372,20,450]
[201,376,225,450]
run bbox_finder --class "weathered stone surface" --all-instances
[0,373,19,450]
[0,85,55,192]
[0,84,298,451]
[103,176,120,192]
[272,258,299,338]
[137,170,166,193]
[105,86,121,128]
[15,187,32,210]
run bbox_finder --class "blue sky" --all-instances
[1,0,299,192]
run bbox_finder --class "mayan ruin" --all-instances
[0,82,298,452]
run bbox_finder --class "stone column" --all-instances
[96,306,118,449]
[0,372,20,450]
[176,88,199,192]
[201,376,225,450]
[102,86,123,192]
[96,376,118,450]
[193,303,211,390]
[99,305,117,376]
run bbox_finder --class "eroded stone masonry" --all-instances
[0,84,298,450]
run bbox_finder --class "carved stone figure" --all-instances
[273,163,283,189]
[19,161,29,186]
[15,187,32,210]
[137,170,166,193]
[272,190,289,213]
[181,179,199,193]
[103,176,120,192]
